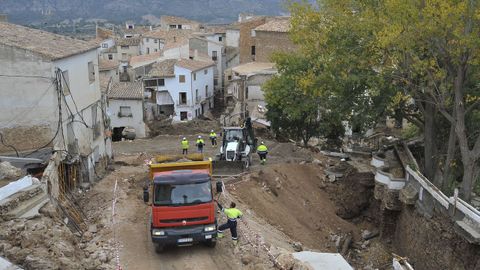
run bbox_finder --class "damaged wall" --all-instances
[394,206,480,270]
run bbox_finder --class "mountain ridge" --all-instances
[0,0,294,25]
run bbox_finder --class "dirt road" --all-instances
[80,134,390,269]
[82,138,297,270]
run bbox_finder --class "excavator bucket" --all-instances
[212,160,246,176]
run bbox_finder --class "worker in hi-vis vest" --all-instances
[181,137,189,155]
[196,135,205,153]
[256,142,268,165]
[209,130,217,146]
[216,200,243,245]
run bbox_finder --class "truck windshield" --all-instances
[153,181,212,206]
[225,129,243,142]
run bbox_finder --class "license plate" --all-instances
[178,238,193,243]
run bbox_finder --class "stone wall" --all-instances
[0,125,53,153]
[239,18,266,64]
[254,31,297,62]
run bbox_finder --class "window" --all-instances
[212,51,217,61]
[154,39,158,43]
[121,45,129,49]
[158,78,165,86]
[88,61,95,83]
[108,54,113,60]
[180,111,188,121]
[204,69,208,75]
[205,85,208,97]
[178,24,182,29]
[128,25,133,29]
[61,70,70,95]
[246,86,249,99]
[214,78,218,86]
[179,92,187,105]
[219,36,223,42]
[251,46,256,56]
[196,89,199,102]
[102,43,108,48]
[119,106,132,117]
[147,48,150,54]
[169,25,177,29]
[154,49,158,52]
[193,73,196,81]
[228,75,232,81]
[179,75,185,83]
[251,30,256,37]
[123,66,127,72]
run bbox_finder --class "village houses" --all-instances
[143,58,214,122]
[159,16,202,31]
[106,81,146,140]
[0,22,112,195]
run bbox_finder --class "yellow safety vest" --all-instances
[257,144,268,152]
[224,208,243,220]
[181,140,189,149]
[196,139,204,145]
[209,132,217,138]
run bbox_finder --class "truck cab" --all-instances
[144,161,217,252]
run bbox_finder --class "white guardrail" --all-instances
[405,166,480,224]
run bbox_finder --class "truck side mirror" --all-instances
[143,189,149,203]
[216,181,223,193]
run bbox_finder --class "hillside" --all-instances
[0,0,294,25]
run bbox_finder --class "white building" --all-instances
[107,81,146,140]
[143,58,214,122]
[0,22,111,186]
[189,37,226,93]
[159,16,201,31]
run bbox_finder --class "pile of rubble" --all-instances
[0,203,115,270]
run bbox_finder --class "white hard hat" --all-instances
[198,135,201,138]
[261,141,265,144]
[183,137,186,140]
[211,130,214,132]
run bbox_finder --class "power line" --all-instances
[0,74,53,80]
[23,71,64,158]
[59,69,90,128]
[1,82,55,129]
[0,132,19,157]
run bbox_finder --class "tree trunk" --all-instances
[440,122,457,191]
[424,102,437,181]
[461,157,479,201]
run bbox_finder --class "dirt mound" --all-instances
[232,163,361,252]
[149,119,220,136]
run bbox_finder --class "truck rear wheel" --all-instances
[204,239,217,248]
[155,244,165,253]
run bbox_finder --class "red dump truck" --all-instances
[143,160,220,252]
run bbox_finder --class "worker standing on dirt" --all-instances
[196,135,205,153]
[257,142,268,165]
[181,137,189,155]
[209,130,217,146]
[216,200,243,245]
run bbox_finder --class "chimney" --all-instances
[0,14,8,22]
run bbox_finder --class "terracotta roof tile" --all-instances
[99,59,120,71]
[108,81,143,100]
[147,59,177,77]
[129,52,163,68]
[0,22,98,60]
[176,58,215,72]
[254,18,291,33]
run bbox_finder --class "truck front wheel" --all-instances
[204,239,217,248]
[155,244,165,253]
